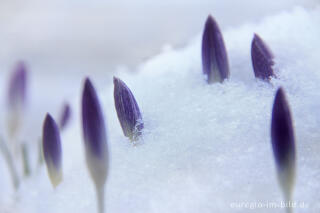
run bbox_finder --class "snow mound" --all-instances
[1,6,320,213]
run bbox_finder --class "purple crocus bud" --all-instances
[202,15,229,84]
[8,61,27,110]
[81,78,109,213]
[42,114,62,188]
[7,61,28,138]
[271,88,296,202]
[59,102,71,130]
[113,77,143,141]
[251,33,275,81]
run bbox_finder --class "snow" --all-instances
[1,5,320,213]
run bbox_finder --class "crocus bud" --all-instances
[271,88,296,203]
[7,61,28,138]
[81,78,109,213]
[113,77,143,141]
[8,61,27,110]
[251,33,275,81]
[59,102,71,130]
[202,15,229,84]
[42,114,63,188]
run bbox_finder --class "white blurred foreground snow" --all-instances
[1,5,320,213]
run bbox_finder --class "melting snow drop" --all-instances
[0,5,320,213]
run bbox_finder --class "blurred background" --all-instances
[0,0,317,141]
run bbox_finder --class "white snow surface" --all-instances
[1,5,320,213]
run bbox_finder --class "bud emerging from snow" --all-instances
[8,61,27,109]
[7,61,28,138]
[82,78,109,168]
[271,88,296,202]
[251,33,275,81]
[202,15,229,84]
[81,78,109,213]
[59,102,71,130]
[113,77,143,141]
[42,114,63,188]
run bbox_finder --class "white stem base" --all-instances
[96,184,105,213]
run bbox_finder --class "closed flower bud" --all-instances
[113,77,143,141]
[81,78,109,213]
[42,114,63,188]
[59,103,71,130]
[8,61,27,110]
[7,61,28,138]
[271,87,296,202]
[202,15,229,83]
[251,33,275,81]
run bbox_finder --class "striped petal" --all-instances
[113,77,143,141]
[42,114,63,187]
[251,33,275,81]
[202,15,229,83]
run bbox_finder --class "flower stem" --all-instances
[96,184,105,213]
[21,143,30,176]
[0,137,20,190]
[37,138,44,167]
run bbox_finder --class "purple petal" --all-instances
[271,88,296,199]
[113,77,143,141]
[271,88,295,171]
[59,102,71,130]
[82,78,108,158]
[81,78,108,186]
[251,33,275,81]
[8,61,27,109]
[42,113,62,187]
[202,15,229,83]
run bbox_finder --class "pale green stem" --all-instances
[21,143,30,176]
[96,184,105,213]
[0,137,20,190]
[37,138,44,167]
[284,192,293,213]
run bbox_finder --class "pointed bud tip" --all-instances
[113,76,120,85]
[206,15,215,23]
[81,77,108,186]
[42,113,62,188]
[82,77,97,105]
[271,87,295,171]
[12,61,28,83]
[8,61,28,108]
[44,113,54,123]
[59,103,71,130]
[81,77,108,159]
[271,87,296,199]
[204,15,219,35]
[14,61,27,76]
[251,33,275,81]
[113,77,143,140]
[202,15,229,83]
[275,87,285,100]
[84,77,92,89]
[113,76,127,88]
